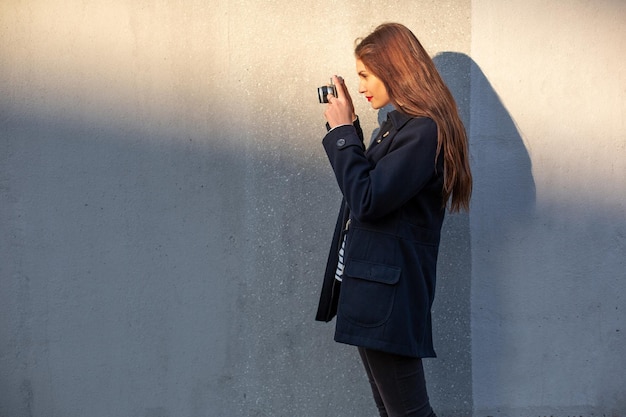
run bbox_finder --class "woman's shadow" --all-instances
[396,52,535,416]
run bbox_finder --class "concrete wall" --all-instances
[470,1,626,415]
[0,1,623,416]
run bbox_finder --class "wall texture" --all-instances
[470,1,626,415]
[0,1,624,417]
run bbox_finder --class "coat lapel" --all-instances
[366,110,412,161]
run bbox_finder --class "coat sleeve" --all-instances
[322,117,439,222]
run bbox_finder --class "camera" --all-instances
[317,79,337,103]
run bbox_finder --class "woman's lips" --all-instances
[366,96,373,102]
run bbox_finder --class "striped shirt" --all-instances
[334,234,347,282]
[334,218,350,282]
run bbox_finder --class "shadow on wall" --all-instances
[421,52,535,416]
[459,49,538,411]
[450,55,625,415]
[0,108,371,416]
[0,118,253,416]
[430,51,625,415]
[0,52,537,417]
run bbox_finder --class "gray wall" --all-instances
[470,1,626,415]
[1,1,624,416]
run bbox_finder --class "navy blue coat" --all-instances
[315,110,445,358]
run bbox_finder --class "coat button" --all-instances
[337,138,346,147]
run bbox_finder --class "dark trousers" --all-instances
[358,347,437,417]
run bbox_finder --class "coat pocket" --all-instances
[339,260,401,327]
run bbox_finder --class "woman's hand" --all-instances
[324,75,357,129]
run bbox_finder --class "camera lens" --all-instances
[318,85,336,103]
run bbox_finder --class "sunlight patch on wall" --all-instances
[471,0,626,215]
[1,0,230,140]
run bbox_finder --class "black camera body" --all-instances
[317,80,337,103]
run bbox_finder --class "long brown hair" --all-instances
[355,23,472,212]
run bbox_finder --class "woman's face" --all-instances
[356,59,390,109]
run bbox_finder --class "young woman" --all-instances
[315,23,472,417]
